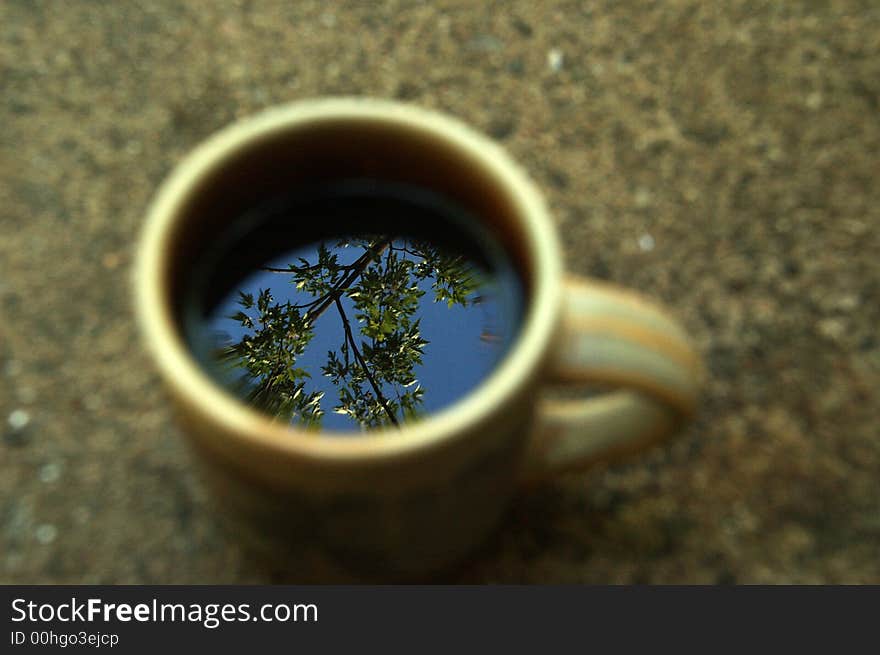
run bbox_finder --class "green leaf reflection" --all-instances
[218,236,480,430]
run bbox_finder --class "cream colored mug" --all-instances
[135,98,702,580]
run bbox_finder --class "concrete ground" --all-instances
[1,0,878,583]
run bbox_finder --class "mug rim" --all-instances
[134,97,564,462]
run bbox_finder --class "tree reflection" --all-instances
[218,236,480,429]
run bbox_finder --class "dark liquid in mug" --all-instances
[182,181,524,433]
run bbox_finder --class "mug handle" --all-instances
[520,275,704,482]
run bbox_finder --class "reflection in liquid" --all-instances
[206,235,513,431]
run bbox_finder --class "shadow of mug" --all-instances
[134,98,703,581]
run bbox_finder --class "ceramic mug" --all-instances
[135,98,702,580]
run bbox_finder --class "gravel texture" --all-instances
[1,0,879,583]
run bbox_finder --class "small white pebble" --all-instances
[836,295,859,312]
[638,234,656,252]
[818,317,847,341]
[39,462,62,484]
[8,409,30,431]
[35,524,57,545]
[547,48,564,72]
[805,92,823,110]
[842,219,868,236]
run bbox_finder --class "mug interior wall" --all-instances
[161,118,537,325]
